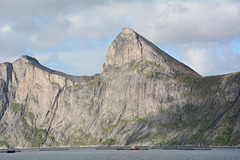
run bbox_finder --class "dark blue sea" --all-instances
[1,147,240,160]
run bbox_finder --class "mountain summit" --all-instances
[0,28,239,148]
[102,28,200,77]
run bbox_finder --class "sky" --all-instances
[0,0,240,76]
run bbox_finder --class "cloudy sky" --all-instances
[0,0,240,76]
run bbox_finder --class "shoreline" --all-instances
[1,145,239,150]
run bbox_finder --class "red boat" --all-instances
[130,146,140,150]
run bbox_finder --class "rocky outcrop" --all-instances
[0,28,239,148]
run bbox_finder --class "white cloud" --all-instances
[0,25,12,34]
[26,0,240,47]
[182,48,217,75]
[133,0,240,44]
[180,44,240,76]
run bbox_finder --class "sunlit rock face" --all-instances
[0,28,239,148]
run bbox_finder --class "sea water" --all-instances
[1,148,240,160]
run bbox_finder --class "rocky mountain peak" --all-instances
[101,28,143,73]
[18,55,40,65]
[10,55,42,78]
[101,28,200,77]
[121,27,135,34]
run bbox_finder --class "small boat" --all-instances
[7,148,15,153]
[130,146,140,150]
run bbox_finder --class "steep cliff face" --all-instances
[0,28,239,148]
[0,56,98,148]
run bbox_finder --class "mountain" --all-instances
[0,28,239,148]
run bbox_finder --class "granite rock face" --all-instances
[0,28,239,148]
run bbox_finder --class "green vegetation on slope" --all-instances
[73,76,106,90]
